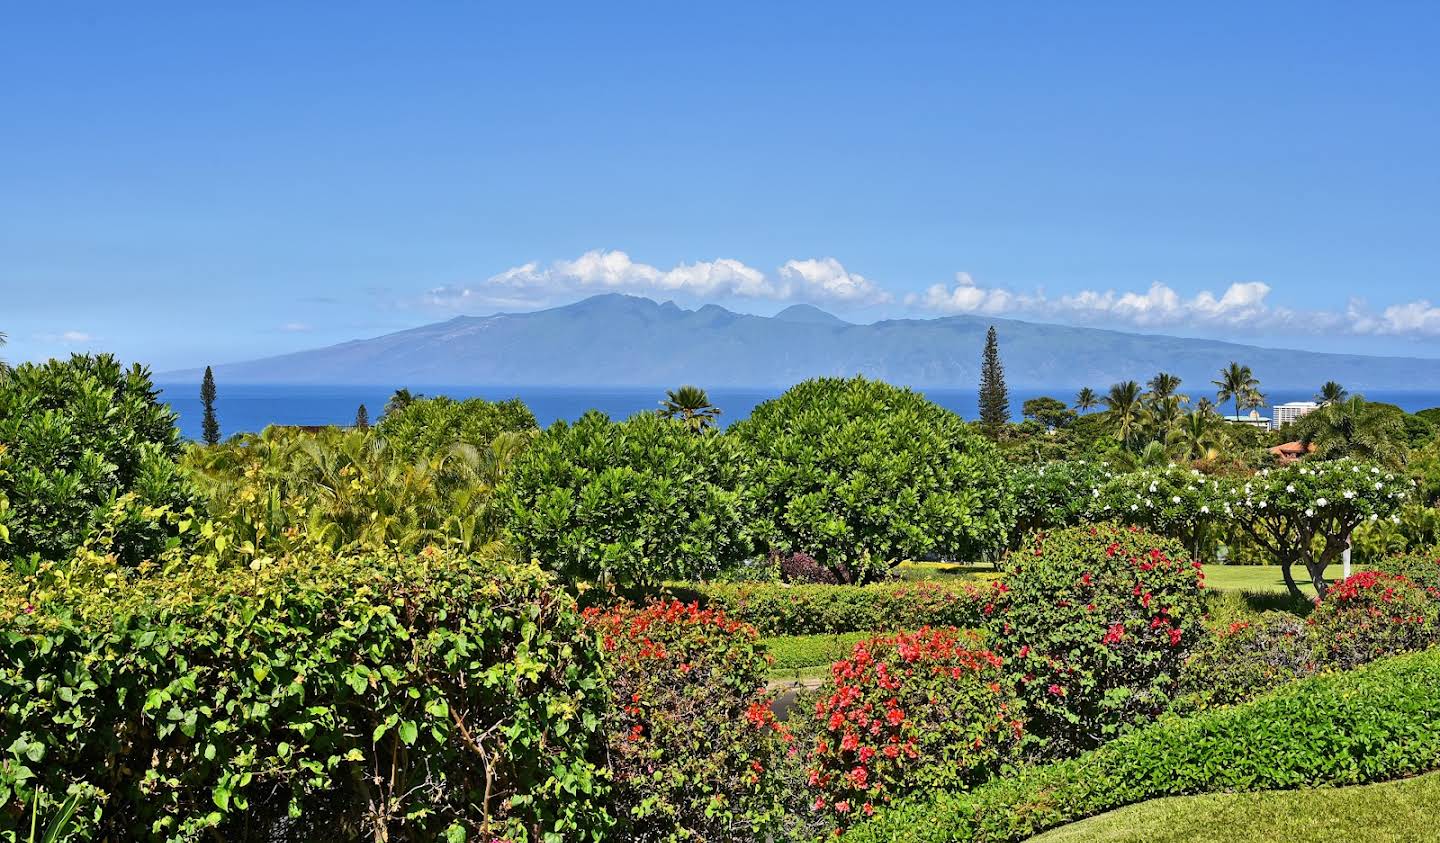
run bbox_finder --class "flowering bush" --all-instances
[775,549,850,584]
[1008,460,1114,551]
[1094,465,1226,558]
[993,524,1206,756]
[1307,571,1440,670]
[1177,612,1313,710]
[803,627,1019,829]
[583,600,792,840]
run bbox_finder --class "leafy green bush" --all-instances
[1371,545,1440,593]
[801,628,1019,830]
[1177,612,1313,710]
[733,377,1013,583]
[993,524,1206,756]
[1307,570,1440,670]
[373,395,537,462]
[0,354,191,567]
[583,601,790,840]
[501,411,751,585]
[1008,461,1113,550]
[1094,465,1226,559]
[0,549,610,841]
[668,579,993,636]
[846,646,1440,842]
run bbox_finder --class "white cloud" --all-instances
[428,250,885,310]
[280,322,312,333]
[60,330,93,343]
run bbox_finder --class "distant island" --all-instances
[167,293,1440,390]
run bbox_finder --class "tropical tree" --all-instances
[978,326,1010,431]
[354,404,369,431]
[1169,407,1226,462]
[1213,362,1263,422]
[1021,396,1076,429]
[1146,372,1188,404]
[1074,387,1098,414]
[1316,380,1348,406]
[374,396,537,462]
[1144,394,1185,444]
[1296,395,1408,465]
[658,385,722,432]
[1102,380,1144,449]
[200,366,220,446]
[384,388,423,417]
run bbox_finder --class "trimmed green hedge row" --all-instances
[662,580,992,636]
[762,632,875,673]
[845,646,1440,842]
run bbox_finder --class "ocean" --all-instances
[154,383,1440,443]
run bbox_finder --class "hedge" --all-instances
[845,646,1440,842]
[762,632,876,673]
[0,550,611,842]
[661,580,993,637]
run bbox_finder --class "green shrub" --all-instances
[1009,460,1113,549]
[667,579,993,636]
[763,632,875,673]
[733,377,1013,583]
[1177,612,1313,710]
[501,411,751,585]
[583,600,790,841]
[1371,545,1440,593]
[373,395,537,462]
[0,549,610,841]
[801,628,1020,831]
[1307,570,1440,670]
[0,354,191,567]
[993,524,1206,756]
[846,647,1440,842]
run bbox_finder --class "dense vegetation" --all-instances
[4,351,1440,841]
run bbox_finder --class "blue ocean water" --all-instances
[154,383,1440,443]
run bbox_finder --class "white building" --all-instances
[1271,401,1320,429]
[1222,409,1272,429]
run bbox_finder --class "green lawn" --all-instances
[762,632,871,680]
[1028,771,1440,843]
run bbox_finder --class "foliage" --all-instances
[502,411,750,585]
[802,628,1019,829]
[354,403,369,430]
[1212,362,1263,422]
[1176,612,1312,710]
[1222,458,1412,598]
[373,395,537,463]
[845,646,1440,843]
[1306,570,1440,670]
[978,327,1010,430]
[668,579,993,637]
[582,601,790,841]
[1021,397,1075,430]
[0,354,192,567]
[1291,395,1409,466]
[0,549,611,842]
[1370,545,1440,592]
[993,525,1206,756]
[199,366,219,446]
[1101,381,1144,449]
[657,385,722,432]
[184,425,525,560]
[774,549,849,584]
[734,377,1013,582]
[1072,388,1099,414]
[1008,461,1113,549]
[762,632,874,673]
[1093,465,1226,557]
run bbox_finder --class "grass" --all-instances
[1027,770,1440,843]
[761,631,871,679]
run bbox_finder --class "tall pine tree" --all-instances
[200,365,221,445]
[355,403,370,430]
[978,325,1011,431]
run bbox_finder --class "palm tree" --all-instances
[1074,387,1098,414]
[1170,408,1225,462]
[1145,394,1184,443]
[384,388,423,417]
[1300,395,1406,464]
[1145,372,1189,404]
[1315,381,1348,406]
[659,385,722,432]
[1103,380,1144,448]
[1213,362,1263,422]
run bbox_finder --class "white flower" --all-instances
[1286,484,1296,493]
[1172,496,1181,504]
[1130,504,1139,512]
[1306,508,1315,517]
[1369,513,1379,521]
[1343,490,1355,499]
[1315,497,1328,507]
[1201,505,1210,514]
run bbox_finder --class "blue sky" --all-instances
[3,1,1439,370]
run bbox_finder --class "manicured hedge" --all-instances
[762,632,876,673]
[0,550,611,841]
[663,579,994,637]
[844,646,1440,842]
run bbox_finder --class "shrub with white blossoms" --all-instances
[1094,465,1227,559]
[1222,458,1413,599]
[1009,460,1115,550]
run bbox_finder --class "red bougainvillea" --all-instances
[802,627,1019,830]
[1308,571,1440,670]
[583,600,793,839]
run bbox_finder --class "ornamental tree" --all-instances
[1223,458,1412,600]
[501,410,751,585]
[1094,464,1227,559]
[374,395,537,462]
[734,377,1013,583]
[1009,460,1114,549]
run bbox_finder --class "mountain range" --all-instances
[169,294,1440,391]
